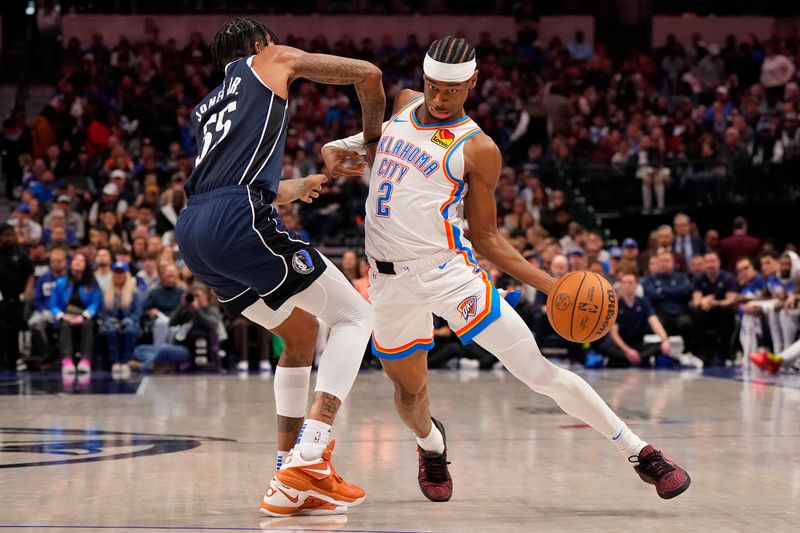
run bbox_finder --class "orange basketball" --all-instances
[546,271,618,343]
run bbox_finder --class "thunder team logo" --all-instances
[431,129,455,149]
[457,295,478,321]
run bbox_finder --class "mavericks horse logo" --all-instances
[292,250,315,274]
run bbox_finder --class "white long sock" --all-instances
[474,298,647,460]
[641,183,652,210]
[780,338,800,365]
[610,425,647,459]
[415,422,445,454]
[654,181,666,208]
[295,419,332,461]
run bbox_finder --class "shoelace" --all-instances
[421,452,451,483]
[637,450,674,481]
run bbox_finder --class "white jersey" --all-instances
[365,95,482,262]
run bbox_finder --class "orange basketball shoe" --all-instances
[275,440,365,508]
[260,476,347,517]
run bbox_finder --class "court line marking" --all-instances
[0,526,442,533]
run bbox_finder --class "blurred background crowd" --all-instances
[1,1,798,377]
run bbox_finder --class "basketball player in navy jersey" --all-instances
[323,36,690,504]
[175,18,385,516]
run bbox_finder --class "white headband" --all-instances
[423,54,476,83]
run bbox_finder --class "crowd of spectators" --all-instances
[2,13,800,375]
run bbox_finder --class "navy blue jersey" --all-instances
[186,56,288,201]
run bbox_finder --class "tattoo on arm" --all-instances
[291,53,386,142]
[291,54,376,84]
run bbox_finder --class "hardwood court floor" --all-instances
[1,368,799,533]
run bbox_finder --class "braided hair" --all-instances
[210,17,280,71]
[426,36,476,64]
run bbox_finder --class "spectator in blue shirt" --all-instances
[50,252,102,373]
[643,250,694,351]
[27,247,68,359]
[566,31,594,62]
[324,95,354,128]
[598,272,672,367]
[691,251,739,363]
[28,169,57,204]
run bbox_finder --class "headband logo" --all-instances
[431,129,455,149]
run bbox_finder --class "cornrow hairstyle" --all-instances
[427,36,476,64]
[210,17,280,71]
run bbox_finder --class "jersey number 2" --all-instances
[196,101,237,166]
[376,180,393,218]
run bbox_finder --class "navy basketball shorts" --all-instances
[176,185,327,316]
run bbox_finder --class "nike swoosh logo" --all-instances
[277,487,299,503]
[612,429,623,441]
[304,464,331,476]
[394,119,408,122]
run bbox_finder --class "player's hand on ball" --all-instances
[323,147,367,178]
[300,174,328,203]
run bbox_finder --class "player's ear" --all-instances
[469,71,478,90]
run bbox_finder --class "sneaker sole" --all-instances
[259,502,347,517]
[418,481,453,502]
[276,472,365,507]
[657,472,691,500]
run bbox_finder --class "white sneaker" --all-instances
[120,363,132,378]
[678,352,704,369]
[458,358,480,369]
[111,363,122,374]
[260,361,272,375]
[260,476,347,517]
[237,360,249,373]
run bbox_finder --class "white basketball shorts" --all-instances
[368,251,501,359]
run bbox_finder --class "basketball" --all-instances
[546,271,618,343]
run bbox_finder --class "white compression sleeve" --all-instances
[473,298,645,457]
[322,120,390,155]
[283,253,373,401]
[323,131,367,155]
[273,366,311,418]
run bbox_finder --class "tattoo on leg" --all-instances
[315,392,341,419]
[277,416,304,435]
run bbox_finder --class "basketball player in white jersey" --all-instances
[323,36,690,503]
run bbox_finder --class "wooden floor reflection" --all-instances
[1,368,799,532]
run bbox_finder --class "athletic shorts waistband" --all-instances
[368,250,457,277]
[187,185,274,206]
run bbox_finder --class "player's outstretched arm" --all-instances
[463,133,556,295]
[321,89,421,174]
[254,46,385,158]
[274,174,327,205]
